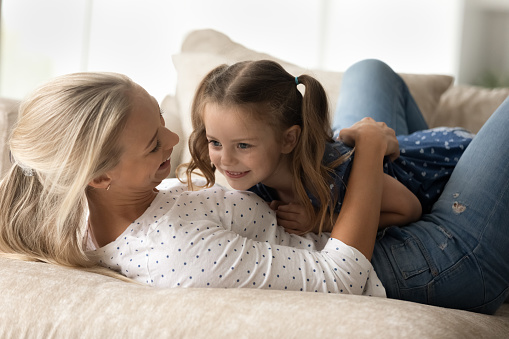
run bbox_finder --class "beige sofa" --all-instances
[0,29,508,338]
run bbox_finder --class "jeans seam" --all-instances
[472,160,509,307]
[392,79,402,134]
[411,232,439,278]
[474,161,509,247]
[465,285,509,314]
[374,235,402,299]
[470,251,487,305]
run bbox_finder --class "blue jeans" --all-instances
[334,59,509,314]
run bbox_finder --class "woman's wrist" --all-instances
[331,126,387,259]
[353,131,388,165]
[339,118,399,161]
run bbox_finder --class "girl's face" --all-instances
[110,84,179,193]
[203,103,292,191]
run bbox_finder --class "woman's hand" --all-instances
[338,117,400,161]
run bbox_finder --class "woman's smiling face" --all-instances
[110,84,179,192]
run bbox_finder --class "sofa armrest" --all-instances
[0,98,20,177]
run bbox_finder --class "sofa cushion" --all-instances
[1,257,508,338]
[431,85,509,133]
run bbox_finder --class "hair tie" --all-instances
[295,76,300,85]
[9,150,34,177]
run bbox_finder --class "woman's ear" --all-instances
[88,174,112,190]
[281,125,301,154]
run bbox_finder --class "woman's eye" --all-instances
[237,143,251,149]
[208,140,222,147]
[150,140,161,153]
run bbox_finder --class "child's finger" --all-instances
[277,218,304,231]
[284,227,304,235]
[276,203,303,214]
[275,209,300,222]
[269,200,283,210]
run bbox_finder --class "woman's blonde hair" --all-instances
[0,72,134,279]
[179,60,350,233]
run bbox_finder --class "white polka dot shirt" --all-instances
[87,179,386,297]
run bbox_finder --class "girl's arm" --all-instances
[275,161,421,235]
[379,174,422,227]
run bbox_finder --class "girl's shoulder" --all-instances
[325,141,353,159]
[323,141,354,168]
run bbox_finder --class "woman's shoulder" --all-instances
[156,178,196,193]
[156,179,266,212]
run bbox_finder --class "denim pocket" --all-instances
[391,238,429,280]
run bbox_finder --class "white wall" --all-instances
[0,0,88,98]
[322,0,463,76]
[85,0,323,103]
[458,0,509,85]
[1,0,505,103]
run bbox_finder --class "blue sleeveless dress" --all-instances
[249,127,474,214]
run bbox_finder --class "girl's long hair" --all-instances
[0,72,134,280]
[179,60,350,233]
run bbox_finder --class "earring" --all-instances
[106,184,111,191]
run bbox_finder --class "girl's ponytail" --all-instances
[291,74,339,233]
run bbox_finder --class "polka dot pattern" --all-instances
[87,179,385,297]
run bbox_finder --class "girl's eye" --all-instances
[238,143,251,149]
[150,140,161,153]
[208,140,222,147]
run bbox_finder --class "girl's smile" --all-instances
[224,170,250,179]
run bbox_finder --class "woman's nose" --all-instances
[163,129,179,149]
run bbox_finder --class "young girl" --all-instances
[181,60,473,234]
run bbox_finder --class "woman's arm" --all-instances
[379,174,422,227]
[331,118,399,260]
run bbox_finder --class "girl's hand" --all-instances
[270,201,314,235]
[338,117,400,161]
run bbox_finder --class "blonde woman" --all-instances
[0,70,508,315]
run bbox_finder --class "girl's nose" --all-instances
[221,148,236,166]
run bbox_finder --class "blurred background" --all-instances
[1,0,508,103]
